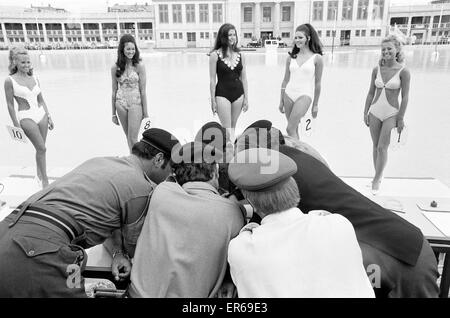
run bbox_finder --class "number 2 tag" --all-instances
[6,125,28,143]
[301,113,314,138]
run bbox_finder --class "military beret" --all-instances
[194,121,227,153]
[245,119,272,131]
[236,127,284,153]
[228,148,297,191]
[171,141,223,164]
[140,128,180,156]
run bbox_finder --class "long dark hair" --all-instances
[115,34,141,78]
[212,23,240,58]
[289,24,323,58]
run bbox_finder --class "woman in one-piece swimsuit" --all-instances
[209,23,249,144]
[111,34,149,151]
[279,24,324,140]
[4,46,54,188]
[363,35,411,194]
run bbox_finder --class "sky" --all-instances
[0,0,432,13]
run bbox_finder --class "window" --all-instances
[200,4,209,23]
[213,32,217,39]
[165,32,170,39]
[186,4,195,23]
[244,7,253,23]
[159,5,168,23]
[370,29,375,36]
[173,4,182,23]
[332,30,336,37]
[174,32,178,39]
[200,32,204,39]
[373,0,384,20]
[205,32,209,39]
[326,30,331,37]
[244,33,252,39]
[313,2,323,21]
[327,1,338,21]
[262,7,271,22]
[357,0,368,20]
[213,4,223,23]
[282,6,291,22]
[281,32,290,38]
[376,29,381,36]
[178,32,183,39]
[342,0,354,21]
[361,29,366,36]
[355,29,360,36]
[317,30,322,37]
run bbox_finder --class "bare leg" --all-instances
[283,94,294,123]
[20,119,48,188]
[368,113,382,172]
[230,95,244,143]
[286,96,312,140]
[372,116,397,191]
[216,96,232,143]
[37,115,49,187]
[127,106,143,151]
[116,103,129,150]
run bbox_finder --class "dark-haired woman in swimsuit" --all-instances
[209,23,249,143]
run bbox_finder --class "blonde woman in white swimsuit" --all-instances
[4,46,54,188]
[364,35,411,193]
[279,24,324,140]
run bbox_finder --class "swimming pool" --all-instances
[1,46,449,186]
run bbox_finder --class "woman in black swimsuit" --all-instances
[209,23,248,143]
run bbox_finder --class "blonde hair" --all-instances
[8,45,32,75]
[380,34,405,66]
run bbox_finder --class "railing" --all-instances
[411,23,430,29]
[433,22,450,28]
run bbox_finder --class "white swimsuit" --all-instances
[368,65,403,122]
[9,75,45,123]
[285,54,316,102]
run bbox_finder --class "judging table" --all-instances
[1,178,450,297]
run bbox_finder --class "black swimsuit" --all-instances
[215,51,244,103]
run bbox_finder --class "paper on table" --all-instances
[422,212,450,237]
[417,202,450,213]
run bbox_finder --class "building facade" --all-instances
[0,7,155,49]
[389,1,450,45]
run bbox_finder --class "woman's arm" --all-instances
[111,65,119,125]
[240,53,249,111]
[279,56,291,113]
[137,63,148,118]
[311,55,324,118]
[4,78,19,127]
[364,67,378,126]
[209,51,218,114]
[397,67,411,131]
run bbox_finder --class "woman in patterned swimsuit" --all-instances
[209,23,249,144]
[111,34,148,151]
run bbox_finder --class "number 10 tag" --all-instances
[6,125,28,143]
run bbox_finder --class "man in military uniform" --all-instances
[0,128,180,297]
[235,121,439,298]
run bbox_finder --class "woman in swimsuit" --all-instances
[279,24,324,140]
[4,46,54,188]
[364,35,410,194]
[209,23,249,144]
[111,34,148,151]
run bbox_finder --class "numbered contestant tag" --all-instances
[301,113,315,138]
[6,125,28,143]
[390,125,408,151]
[138,118,151,138]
